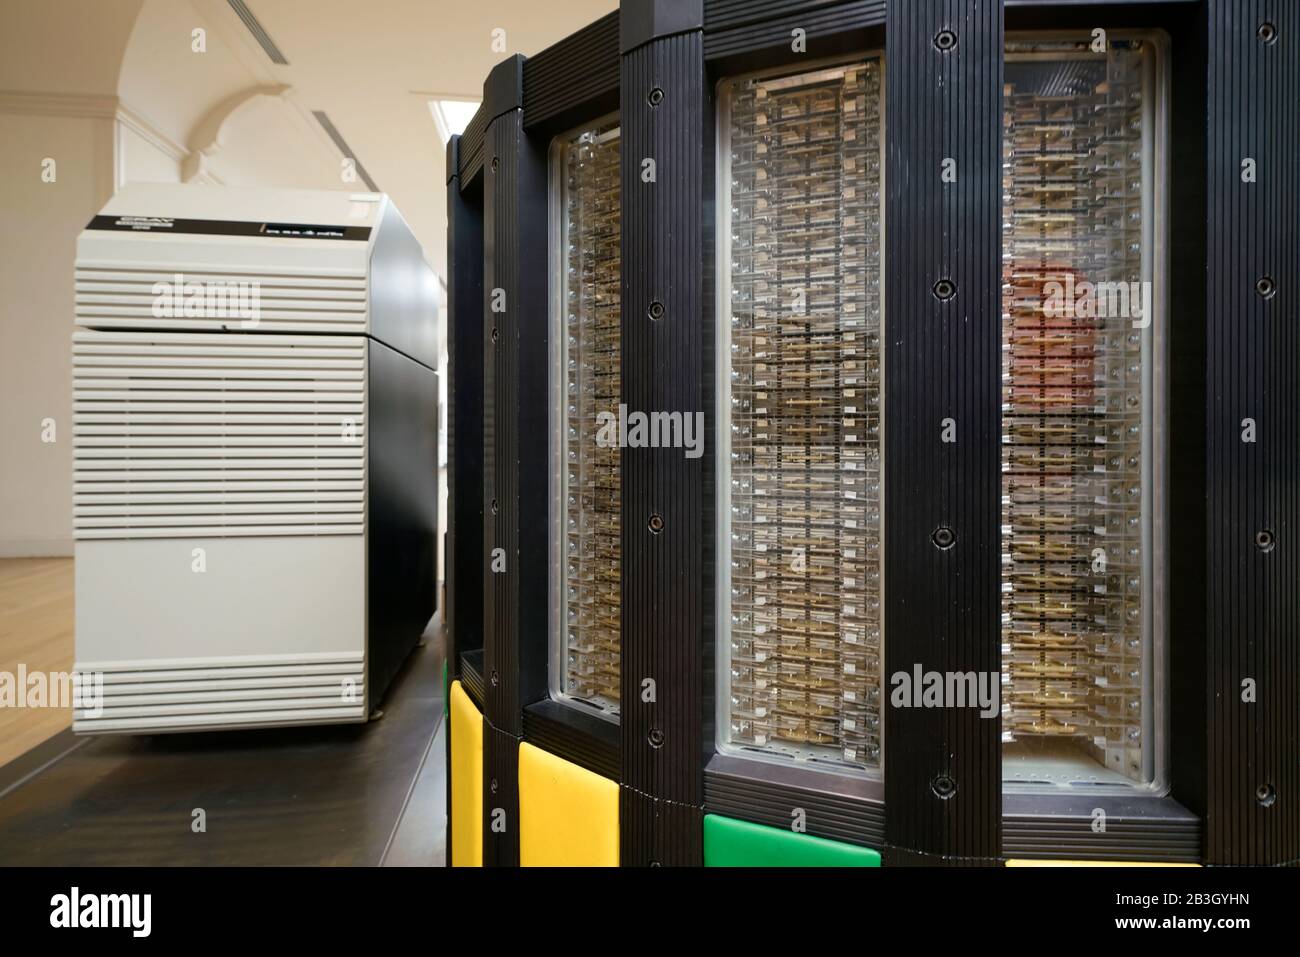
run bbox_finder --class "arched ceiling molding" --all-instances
[180,84,291,183]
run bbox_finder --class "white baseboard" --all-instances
[0,538,74,558]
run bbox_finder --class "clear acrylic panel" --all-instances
[554,120,622,717]
[1001,36,1165,790]
[718,58,885,775]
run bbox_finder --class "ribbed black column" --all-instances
[480,54,549,867]
[1202,0,1299,866]
[882,0,1004,865]
[618,0,708,866]
[445,134,484,692]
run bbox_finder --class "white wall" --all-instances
[0,0,173,557]
[0,106,119,556]
[0,92,187,558]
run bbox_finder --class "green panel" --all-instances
[704,814,882,867]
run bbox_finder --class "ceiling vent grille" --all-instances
[312,111,380,192]
[226,0,289,65]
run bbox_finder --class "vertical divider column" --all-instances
[1203,0,1299,866]
[882,0,1004,865]
[444,133,485,866]
[618,0,708,866]
[480,54,550,867]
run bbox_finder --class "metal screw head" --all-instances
[648,513,665,534]
[490,155,499,172]
[647,87,665,107]
[932,526,956,549]
[1255,528,1275,552]
[1257,783,1276,807]
[931,774,957,799]
[1258,22,1278,45]
[933,278,957,301]
[647,728,665,748]
[490,778,498,794]
[489,670,499,688]
[934,29,957,52]
[1256,276,1277,299]
[490,326,499,343]
[490,497,498,515]
[647,299,665,321]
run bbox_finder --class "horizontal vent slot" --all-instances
[74,708,366,732]
[75,263,364,281]
[73,655,365,731]
[77,697,359,720]
[73,331,366,539]
[100,674,360,694]
[74,265,367,333]
[83,658,361,679]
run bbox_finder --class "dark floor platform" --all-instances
[0,621,446,867]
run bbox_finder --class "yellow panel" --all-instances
[449,681,482,868]
[518,742,619,867]
[1007,859,1200,867]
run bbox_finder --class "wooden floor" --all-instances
[0,631,446,866]
[0,558,74,768]
[0,557,447,865]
